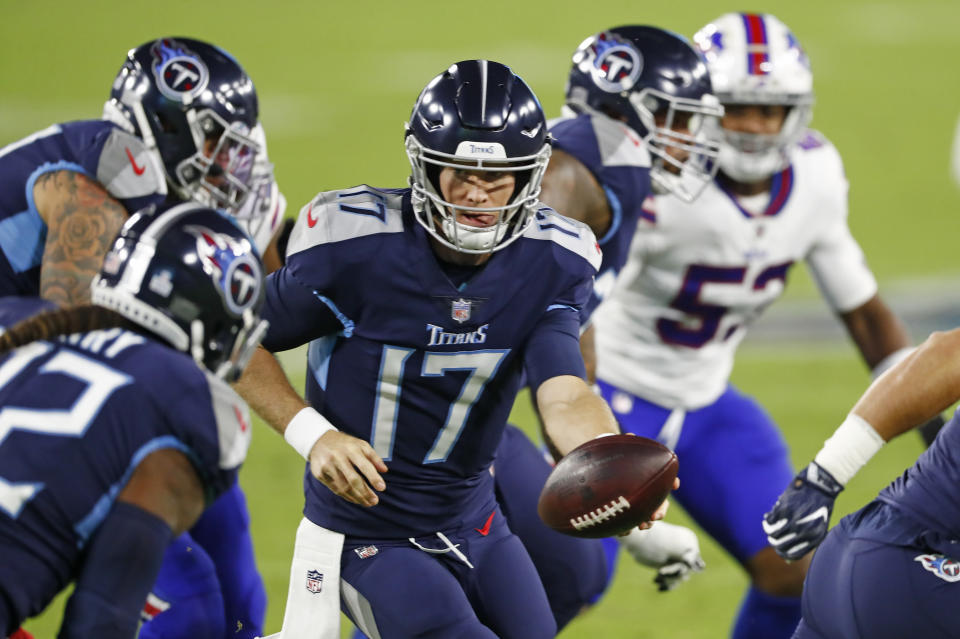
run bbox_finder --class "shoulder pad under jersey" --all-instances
[524,205,602,272]
[202,371,253,470]
[285,185,405,257]
[96,127,167,199]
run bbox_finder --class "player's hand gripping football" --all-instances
[619,519,706,591]
[308,431,387,507]
[762,461,843,560]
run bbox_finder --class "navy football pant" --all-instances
[140,483,266,639]
[341,507,556,639]
[795,511,960,639]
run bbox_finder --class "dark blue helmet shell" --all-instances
[566,26,724,202]
[408,60,547,158]
[566,26,715,138]
[92,201,267,381]
[104,37,261,212]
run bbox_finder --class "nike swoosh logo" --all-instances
[233,405,249,433]
[475,510,496,536]
[306,203,319,228]
[125,147,146,175]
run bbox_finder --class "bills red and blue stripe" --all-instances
[742,13,770,75]
[717,165,794,219]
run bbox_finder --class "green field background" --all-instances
[3,1,959,637]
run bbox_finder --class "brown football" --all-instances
[537,434,678,538]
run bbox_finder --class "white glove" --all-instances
[619,521,705,591]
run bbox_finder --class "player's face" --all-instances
[437,167,516,228]
[721,104,789,135]
[653,111,694,170]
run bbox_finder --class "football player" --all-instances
[102,38,286,639]
[489,25,722,631]
[234,59,670,639]
[589,13,940,639]
[0,37,286,639]
[764,328,960,638]
[0,202,267,639]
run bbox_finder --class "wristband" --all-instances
[284,407,338,460]
[871,347,914,380]
[813,413,885,486]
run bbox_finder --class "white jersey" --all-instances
[594,130,877,409]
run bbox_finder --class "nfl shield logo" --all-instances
[451,298,471,323]
[305,569,324,593]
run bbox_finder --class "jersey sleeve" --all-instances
[147,357,252,500]
[260,192,357,351]
[523,304,587,390]
[802,142,878,313]
[86,126,168,213]
[522,246,595,389]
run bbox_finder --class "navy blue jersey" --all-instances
[0,120,168,296]
[0,296,250,624]
[876,410,960,547]
[263,186,600,538]
[548,113,652,322]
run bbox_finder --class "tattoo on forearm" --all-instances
[36,171,128,306]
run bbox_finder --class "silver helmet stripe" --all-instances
[480,59,488,122]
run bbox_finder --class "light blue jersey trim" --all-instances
[73,435,193,546]
[0,209,46,273]
[2,161,92,274]
[314,292,355,338]
[546,304,578,313]
[307,335,338,391]
[599,185,623,245]
[26,161,90,219]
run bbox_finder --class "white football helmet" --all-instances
[694,13,814,182]
[232,123,287,254]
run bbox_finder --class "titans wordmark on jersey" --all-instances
[263,186,600,539]
[594,130,878,409]
[0,296,250,623]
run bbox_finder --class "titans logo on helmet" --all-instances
[150,38,210,101]
[185,225,262,315]
[575,31,644,94]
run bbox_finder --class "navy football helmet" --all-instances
[103,37,262,214]
[565,26,724,201]
[91,201,268,381]
[406,60,551,254]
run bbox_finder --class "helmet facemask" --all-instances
[174,108,261,214]
[629,88,724,202]
[710,99,813,182]
[406,133,551,254]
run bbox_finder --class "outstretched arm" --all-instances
[536,374,619,456]
[764,327,960,559]
[33,170,128,306]
[841,294,946,444]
